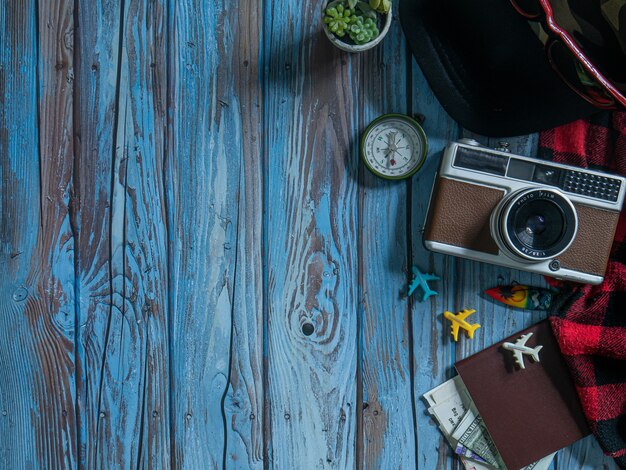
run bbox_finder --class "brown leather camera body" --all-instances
[424,177,619,278]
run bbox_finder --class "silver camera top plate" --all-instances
[440,141,626,212]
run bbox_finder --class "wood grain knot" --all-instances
[301,322,314,336]
[12,287,28,302]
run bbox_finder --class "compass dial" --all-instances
[361,114,427,179]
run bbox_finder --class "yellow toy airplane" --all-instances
[443,309,481,342]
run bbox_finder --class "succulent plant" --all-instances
[324,0,383,45]
[323,2,354,37]
[348,16,379,45]
[369,0,391,14]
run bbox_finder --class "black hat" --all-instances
[399,0,599,137]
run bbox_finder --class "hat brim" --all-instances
[399,0,599,136]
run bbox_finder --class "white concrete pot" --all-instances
[322,0,392,53]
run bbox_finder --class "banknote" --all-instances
[428,405,487,466]
[454,443,488,463]
[425,379,490,467]
[451,407,504,469]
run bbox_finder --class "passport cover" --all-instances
[455,320,590,470]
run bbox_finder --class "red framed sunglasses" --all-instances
[510,0,626,109]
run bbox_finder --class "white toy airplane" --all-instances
[443,309,481,342]
[408,266,439,302]
[502,332,543,369]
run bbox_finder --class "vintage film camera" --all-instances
[424,139,626,284]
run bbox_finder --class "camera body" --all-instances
[424,139,626,284]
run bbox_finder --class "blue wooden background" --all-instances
[0,0,619,468]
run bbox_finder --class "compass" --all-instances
[360,114,428,180]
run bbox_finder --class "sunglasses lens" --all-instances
[547,41,615,107]
[510,0,543,18]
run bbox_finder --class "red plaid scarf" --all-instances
[539,112,626,468]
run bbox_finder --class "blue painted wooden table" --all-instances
[0,0,619,468]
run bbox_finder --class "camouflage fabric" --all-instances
[551,0,625,82]
[520,0,626,102]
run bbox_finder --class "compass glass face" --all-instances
[362,116,426,179]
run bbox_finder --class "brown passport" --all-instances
[455,320,590,470]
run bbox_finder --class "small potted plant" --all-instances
[322,0,392,52]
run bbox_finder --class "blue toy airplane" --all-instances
[407,266,440,301]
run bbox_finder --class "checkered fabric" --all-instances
[538,111,626,468]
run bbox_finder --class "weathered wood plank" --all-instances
[0,0,77,467]
[119,0,170,465]
[223,1,265,468]
[357,9,417,468]
[73,1,125,465]
[167,0,264,467]
[74,0,170,466]
[35,1,79,465]
[263,2,359,467]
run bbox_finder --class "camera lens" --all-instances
[499,189,577,260]
[525,215,546,235]
[514,200,564,250]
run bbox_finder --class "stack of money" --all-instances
[424,377,555,470]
